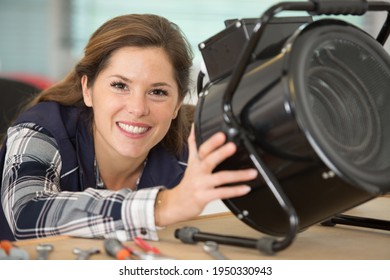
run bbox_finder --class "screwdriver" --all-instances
[134,236,161,255]
[104,238,132,260]
[104,238,175,260]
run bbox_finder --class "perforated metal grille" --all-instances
[303,37,390,187]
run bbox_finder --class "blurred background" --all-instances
[0,0,388,95]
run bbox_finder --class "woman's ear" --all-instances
[172,100,183,119]
[81,75,93,107]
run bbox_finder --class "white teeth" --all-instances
[118,123,148,134]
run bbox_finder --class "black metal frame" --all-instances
[321,214,390,231]
[223,0,390,254]
[186,0,390,255]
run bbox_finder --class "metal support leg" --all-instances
[321,214,390,231]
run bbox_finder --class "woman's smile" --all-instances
[117,121,151,135]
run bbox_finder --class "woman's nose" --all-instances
[126,94,149,117]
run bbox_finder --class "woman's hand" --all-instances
[155,125,258,227]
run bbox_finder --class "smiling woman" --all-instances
[81,46,182,189]
[0,13,257,241]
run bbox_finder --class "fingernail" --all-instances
[249,169,258,177]
[243,186,252,193]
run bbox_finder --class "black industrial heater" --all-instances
[175,0,390,254]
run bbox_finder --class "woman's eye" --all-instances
[150,89,168,96]
[110,81,127,91]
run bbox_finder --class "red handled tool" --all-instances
[104,238,174,260]
[134,236,161,255]
[0,240,29,260]
[104,238,132,260]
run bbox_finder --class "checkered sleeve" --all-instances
[1,123,162,241]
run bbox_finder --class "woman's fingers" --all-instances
[207,184,252,201]
[188,124,228,160]
[204,168,258,188]
[159,127,260,226]
[197,132,226,160]
[188,126,238,172]
[188,126,258,188]
[187,124,198,158]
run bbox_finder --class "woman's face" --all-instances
[82,46,181,161]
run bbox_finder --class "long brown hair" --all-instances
[27,14,194,155]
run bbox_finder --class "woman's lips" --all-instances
[117,122,151,135]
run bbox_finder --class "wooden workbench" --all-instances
[13,196,390,260]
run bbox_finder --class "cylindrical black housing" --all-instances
[195,19,390,236]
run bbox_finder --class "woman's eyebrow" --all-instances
[109,74,131,82]
[151,82,173,88]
